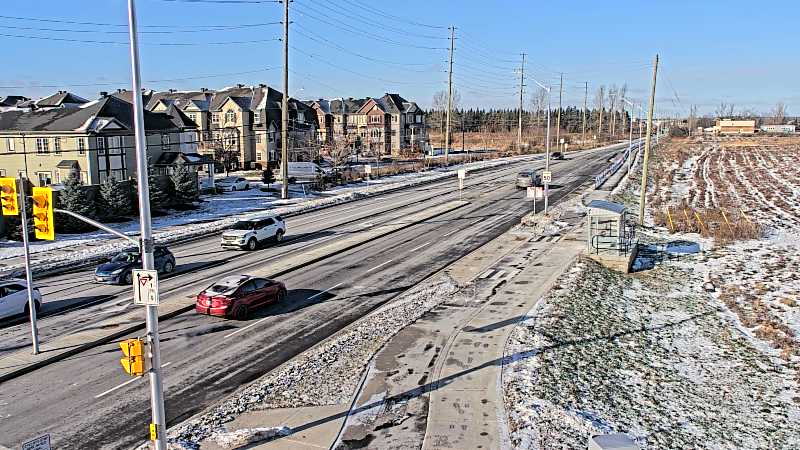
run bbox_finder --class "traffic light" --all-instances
[119,338,146,376]
[31,187,54,241]
[0,177,19,216]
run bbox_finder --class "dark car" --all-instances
[94,246,176,285]
[551,151,564,160]
[195,275,286,320]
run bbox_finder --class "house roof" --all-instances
[329,98,368,115]
[587,200,626,216]
[153,151,212,166]
[35,91,89,107]
[0,95,29,107]
[0,95,196,133]
[144,90,212,112]
[111,89,154,108]
[56,160,80,169]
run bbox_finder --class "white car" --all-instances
[216,177,250,192]
[221,215,286,250]
[0,279,42,320]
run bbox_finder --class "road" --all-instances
[0,147,619,449]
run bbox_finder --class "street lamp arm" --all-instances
[54,208,140,248]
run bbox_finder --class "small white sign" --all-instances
[22,435,51,450]
[133,269,160,306]
[364,164,372,175]
[526,187,545,200]
[457,169,466,179]
[542,171,552,183]
[559,138,565,144]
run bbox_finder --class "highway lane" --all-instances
[0,148,617,449]
[0,158,546,355]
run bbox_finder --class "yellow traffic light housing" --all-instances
[119,338,147,376]
[31,187,54,241]
[0,177,19,216]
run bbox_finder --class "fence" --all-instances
[593,138,644,188]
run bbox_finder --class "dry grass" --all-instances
[719,286,798,359]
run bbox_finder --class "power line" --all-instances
[0,14,276,29]
[0,23,281,34]
[161,0,280,4]
[336,0,446,29]
[0,33,280,46]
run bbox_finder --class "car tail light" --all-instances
[211,296,231,307]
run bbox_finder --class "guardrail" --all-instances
[594,138,644,188]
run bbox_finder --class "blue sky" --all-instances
[1,0,798,116]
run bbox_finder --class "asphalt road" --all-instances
[0,147,619,449]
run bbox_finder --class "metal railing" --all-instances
[590,220,637,256]
[594,138,644,188]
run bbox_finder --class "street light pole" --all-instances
[127,1,167,448]
[622,98,635,171]
[17,177,39,355]
[529,76,552,214]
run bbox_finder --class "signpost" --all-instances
[365,164,372,191]
[526,186,545,213]
[22,434,51,450]
[457,169,466,200]
[133,269,160,306]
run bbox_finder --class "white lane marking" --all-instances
[407,241,432,254]
[479,269,496,279]
[224,316,273,339]
[307,282,345,301]
[442,229,459,237]
[366,260,394,273]
[491,270,506,280]
[95,362,172,399]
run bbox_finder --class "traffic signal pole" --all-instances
[127,1,167,448]
[17,177,40,355]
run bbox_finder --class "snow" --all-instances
[0,155,536,276]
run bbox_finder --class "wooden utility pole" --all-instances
[445,26,455,164]
[555,73,563,149]
[582,81,588,145]
[639,54,659,225]
[280,0,289,199]
[517,53,526,151]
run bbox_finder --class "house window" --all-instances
[107,136,121,154]
[225,110,236,123]
[212,113,220,125]
[37,172,52,186]
[54,171,61,184]
[255,134,262,144]
[77,138,86,154]
[5,138,14,152]
[0,169,6,176]
[254,111,261,124]
[161,134,170,150]
[36,138,49,154]
[256,151,262,161]
[188,113,197,123]
[297,112,305,123]
[54,137,61,154]
[416,115,422,123]
[96,137,106,155]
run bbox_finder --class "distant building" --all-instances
[760,124,796,134]
[715,119,756,135]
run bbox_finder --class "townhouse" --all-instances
[355,93,427,156]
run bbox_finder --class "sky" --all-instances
[1,0,799,117]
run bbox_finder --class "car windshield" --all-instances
[518,171,533,177]
[230,221,256,230]
[111,252,140,263]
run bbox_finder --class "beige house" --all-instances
[354,94,427,156]
[715,119,756,135]
[0,93,199,187]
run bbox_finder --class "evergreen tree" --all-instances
[148,165,169,210]
[99,176,132,218]
[170,161,197,205]
[58,173,95,232]
[261,167,275,189]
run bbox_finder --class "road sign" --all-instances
[364,164,372,175]
[133,269,159,306]
[559,138,565,144]
[542,171,552,183]
[526,186,545,200]
[457,169,466,179]
[22,434,51,450]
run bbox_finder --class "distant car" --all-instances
[221,215,285,250]
[551,151,564,160]
[0,278,41,320]
[515,170,542,189]
[216,177,250,192]
[94,246,176,285]
[195,275,287,320]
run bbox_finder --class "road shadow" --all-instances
[247,288,332,319]
[0,295,112,330]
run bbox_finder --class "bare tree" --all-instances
[688,105,698,136]
[529,87,547,142]
[714,102,735,118]
[608,84,618,136]
[431,89,461,135]
[770,102,787,125]
[594,85,605,135]
[618,84,628,136]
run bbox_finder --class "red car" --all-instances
[196,275,287,320]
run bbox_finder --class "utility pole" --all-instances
[17,177,39,354]
[280,0,290,199]
[517,52,526,151]
[544,85,552,214]
[445,26,455,164]
[555,73,563,151]
[639,54,659,226]
[582,81,588,146]
[127,1,167,448]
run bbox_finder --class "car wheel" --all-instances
[245,184,250,190]
[277,289,286,303]
[246,238,258,251]
[163,260,174,273]
[231,186,237,192]
[234,304,249,321]
[275,229,284,243]
[124,271,133,285]
[23,301,41,317]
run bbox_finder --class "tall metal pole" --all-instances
[638,54,659,226]
[280,0,290,199]
[555,73,563,151]
[127,1,167,448]
[445,26,455,164]
[626,101,634,171]
[544,87,551,214]
[582,81,588,146]
[517,53,525,151]
[17,177,39,354]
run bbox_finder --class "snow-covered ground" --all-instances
[503,136,800,449]
[0,155,531,276]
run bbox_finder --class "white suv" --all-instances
[0,279,42,320]
[221,216,286,250]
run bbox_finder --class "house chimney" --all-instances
[99,91,108,98]
[236,83,245,89]
[117,88,124,93]
[259,83,266,88]
[169,89,176,93]
[200,87,208,92]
